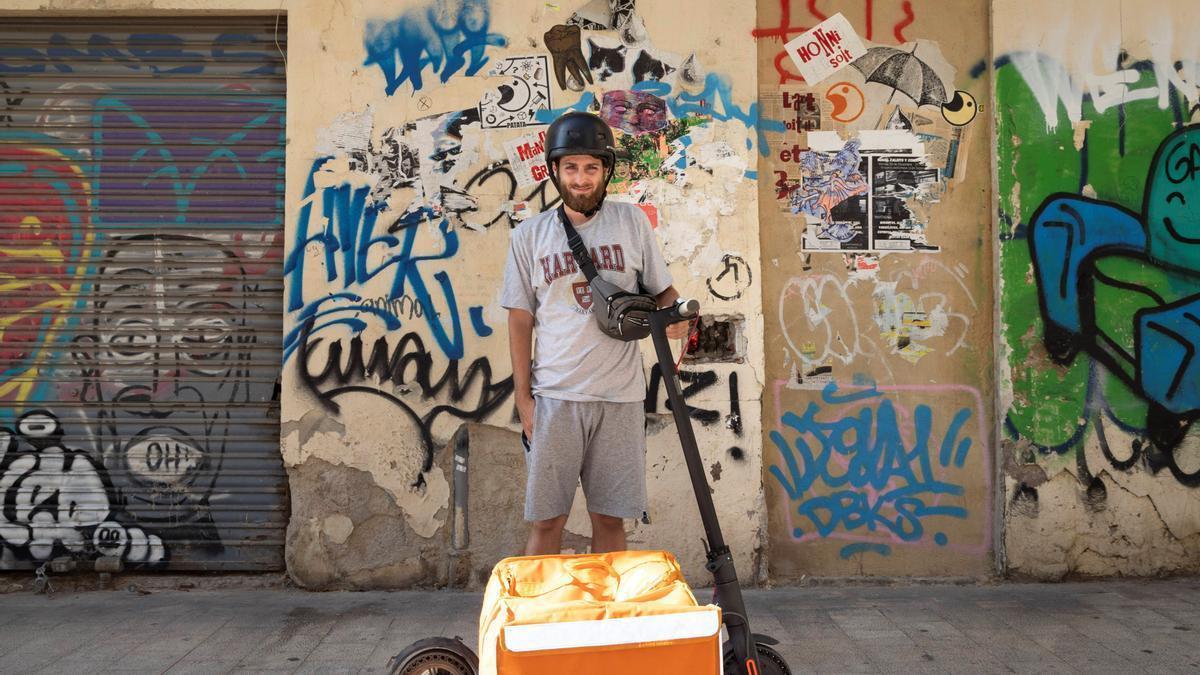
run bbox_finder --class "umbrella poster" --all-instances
[783,13,867,85]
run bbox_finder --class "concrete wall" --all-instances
[994,0,1200,578]
[274,0,767,589]
[8,0,1196,586]
[755,0,997,578]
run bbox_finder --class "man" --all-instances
[501,111,687,556]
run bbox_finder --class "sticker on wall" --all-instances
[503,128,551,186]
[825,82,865,123]
[479,55,551,129]
[783,13,867,85]
[941,90,980,126]
[587,38,628,82]
[600,90,668,135]
[543,24,593,92]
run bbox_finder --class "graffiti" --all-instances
[541,73,786,156]
[997,47,1200,489]
[779,261,974,376]
[781,13,867,87]
[285,158,466,362]
[782,90,821,131]
[791,138,868,233]
[296,322,513,482]
[795,133,943,252]
[0,143,96,405]
[479,55,551,129]
[611,115,708,188]
[92,95,285,225]
[752,0,917,84]
[1027,125,1200,485]
[71,235,267,544]
[502,129,550,186]
[0,32,282,77]
[852,44,947,108]
[0,411,166,566]
[993,51,1200,130]
[631,51,675,84]
[769,382,978,556]
[1,81,28,126]
[360,294,427,320]
[362,0,507,95]
[706,254,753,301]
[0,27,286,570]
[457,159,563,229]
[601,90,668,135]
[543,24,592,92]
[645,364,721,426]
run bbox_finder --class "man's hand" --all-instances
[666,319,690,341]
[516,392,536,439]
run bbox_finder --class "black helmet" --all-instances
[544,111,616,170]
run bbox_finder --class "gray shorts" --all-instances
[521,396,646,522]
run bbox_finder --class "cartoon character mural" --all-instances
[1029,125,1200,485]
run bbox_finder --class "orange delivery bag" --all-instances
[478,550,723,675]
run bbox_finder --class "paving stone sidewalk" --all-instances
[0,578,1197,673]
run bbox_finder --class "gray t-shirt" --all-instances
[501,201,673,403]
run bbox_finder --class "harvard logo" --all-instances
[572,281,593,310]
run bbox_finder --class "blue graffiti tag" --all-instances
[769,382,973,543]
[534,74,785,156]
[283,158,464,361]
[362,0,507,95]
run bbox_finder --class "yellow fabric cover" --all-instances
[478,550,722,675]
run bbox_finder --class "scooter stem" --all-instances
[648,300,757,674]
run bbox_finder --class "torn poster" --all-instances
[798,132,942,252]
[503,129,550,186]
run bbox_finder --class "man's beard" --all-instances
[559,180,605,214]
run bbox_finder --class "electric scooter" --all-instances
[389,299,791,675]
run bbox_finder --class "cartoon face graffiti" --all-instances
[0,411,165,565]
[1146,126,1200,272]
[72,235,255,532]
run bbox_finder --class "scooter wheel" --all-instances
[387,636,479,675]
[725,642,792,675]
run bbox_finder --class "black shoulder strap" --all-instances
[557,205,599,284]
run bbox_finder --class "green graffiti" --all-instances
[996,56,1196,455]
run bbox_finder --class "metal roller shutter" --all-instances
[0,16,286,571]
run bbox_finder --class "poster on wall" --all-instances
[871,155,941,250]
[480,55,551,129]
[798,134,943,252]
[503,129,550,186]
[782,13,867,85]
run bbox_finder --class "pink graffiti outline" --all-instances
[769,380,993,557]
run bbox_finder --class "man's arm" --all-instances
[508,308,536,437]
[655,285,689,340]
[655,284,679,309]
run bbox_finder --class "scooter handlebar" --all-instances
[665,297,700,322]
